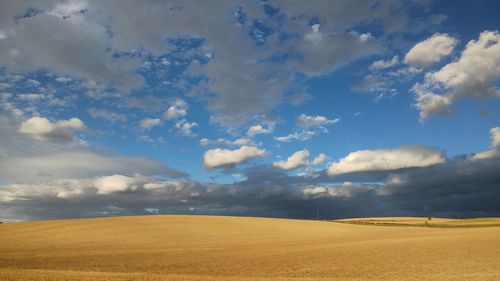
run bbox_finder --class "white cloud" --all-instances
[388,66,422,80]
[247,124,273,137]
[175,119,197,136]
[273,150,327,170]
[327,145,445,176]
[140,118,161,130]
[358,32,373,43]
[273,150,310,170]
[94,174,145,195]
[471,149,500,161]
[18,116,86,142]
[311,153,327,165]
[275,130,318,143]
[302,182,372,198]
[428,31,500,93]
[164,98,188,120]
[405,33,458,67]
[57,118,85,130]
[370,55,399,70]
[0,179,93,202]
[384,174,407,186]
[199,138,257,147]
[203,146,266,169]
[413,30,500,120]
[199,138,209,146]
[48,0,88,19]
[55,77,73,83]
[492,127,500,148]
[160,99,196,136]
[470,127,500,160]
[143,182,168,191]
[414,91,452,121]
[199,138,210,146]
[302,186,328,196]
[304,24,323,45]
[296,114,340,129]
[0,175,190,202]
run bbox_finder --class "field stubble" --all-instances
[1,215,499,280]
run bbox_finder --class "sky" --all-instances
[1,0,500,221]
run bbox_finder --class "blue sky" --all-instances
[0,0,499,220]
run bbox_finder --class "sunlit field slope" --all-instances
[1,215,500,281]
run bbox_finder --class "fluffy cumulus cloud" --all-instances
[274,150,310,170]
[327,145,445,176]
[302,182,373,199]
[311,153,327,165]
[273,150,327,170]
[414,91,453,120]
[0,174,194,204]
[175,119,198,136]
[159,98,197,135]
[472,149,500,161]
[492,127,500,148]
[164,99,188,120]
[18,116,86,142]
[247,124,273,137]
[404,33,458,67]
[94,174,147,194]
[370,55,399,70]
[471,127,500,160]
[203,146,266,169]
[413,31,500,120]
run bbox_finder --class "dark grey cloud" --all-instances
[2,154,499,221]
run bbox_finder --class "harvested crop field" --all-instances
[1,215,499,280]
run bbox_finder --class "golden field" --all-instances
[1,215,500,281]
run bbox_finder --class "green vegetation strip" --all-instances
[333,220,500,228]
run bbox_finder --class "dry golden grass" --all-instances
[1,215,500,280]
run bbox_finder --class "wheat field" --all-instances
[1,215,500,280]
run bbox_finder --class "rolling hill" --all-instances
[1,215,499,280]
